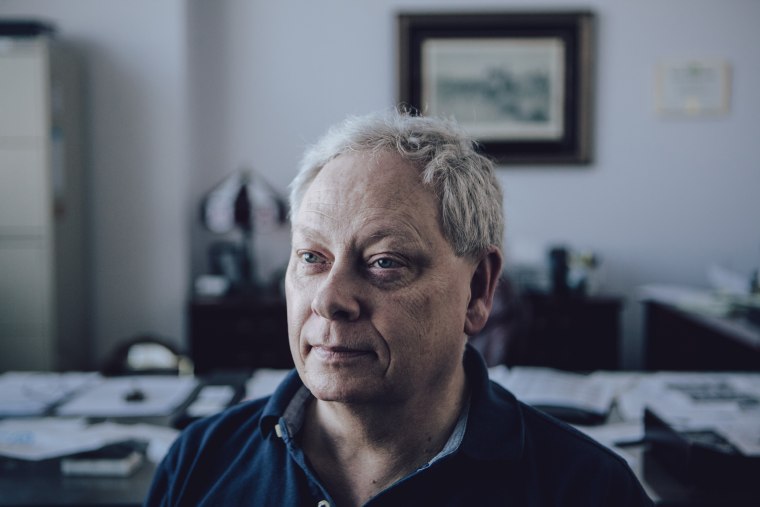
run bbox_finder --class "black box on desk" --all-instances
[644,408,760,492]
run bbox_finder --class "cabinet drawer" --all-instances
[0,240,51,370]
[0,38,48,139]
[189,297,292,374]
[0,149,48,231]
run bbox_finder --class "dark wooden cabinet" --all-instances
[644,300,760,371]
[189,295,293,374]
[519,292,623,370]
[191,292,624,374]
[470,286,623,370]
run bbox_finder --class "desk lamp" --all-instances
[200,168,288,291]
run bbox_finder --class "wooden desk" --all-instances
[631,448,760,506]
[0,460,156,506]
[4,447,751,507]
[644,300,760,371]
[2,373,756,506]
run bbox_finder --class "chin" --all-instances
[301,371,388,404]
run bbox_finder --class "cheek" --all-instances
[285,268,312,350]
[285,260,312,312]
[379,284,461,350]
[413,277,469,339]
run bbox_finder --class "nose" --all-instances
[311,262,361,321]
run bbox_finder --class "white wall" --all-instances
[0,0,190,364]
[2,0,758,368]
[202,0,760,367]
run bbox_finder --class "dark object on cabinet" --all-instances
[189,296,293,375]
[0,20,55,36]
[643,300,760,371]
[101,335,185,376]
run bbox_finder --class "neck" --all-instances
[301,364,468,506]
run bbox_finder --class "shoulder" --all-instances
[489,379,625,468]
[521,400,617,457]
[174,396,270,454]
[484,381,653,505]
[145,397,276,505]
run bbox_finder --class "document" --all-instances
[185,385,236,417]
[0,418,98,461]
[0,418,179,463]
[572,421,643,467]
[489,366,640,424]
[0,371,101,417]
[244,369,290,401]
[56,376,198,418]
[620,372,760,456]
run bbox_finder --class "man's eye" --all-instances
[372,258,400,269]
[301,252,322,264]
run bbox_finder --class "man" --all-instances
[145,111,653,506]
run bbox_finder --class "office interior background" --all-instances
[1,0,758,371]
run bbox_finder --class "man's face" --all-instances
[285,151,476,405]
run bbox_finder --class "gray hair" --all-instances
[289,109,504,259]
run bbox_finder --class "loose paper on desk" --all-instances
[245,369,290,401]
[626,371,760,456]
[489,366,635,417]
[0,418,105,461]
[185,385,236,418]
[0,372,101,417]
[617,371,760,422]
[56,376,198,418]
[572,421,643,467]
[0,418,179,462]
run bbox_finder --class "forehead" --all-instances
[294,151,443,244]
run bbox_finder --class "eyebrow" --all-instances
[292,223,425,249]
[361,223,429,252]
[291,225,327,242]
[366,226,420,242]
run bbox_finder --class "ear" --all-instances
[464,246,503,336]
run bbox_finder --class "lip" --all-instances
[309,345,374,362]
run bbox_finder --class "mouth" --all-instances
[309,345,374,362]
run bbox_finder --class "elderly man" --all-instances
[145,111,652,506]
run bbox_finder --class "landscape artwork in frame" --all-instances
[399,12,595,165]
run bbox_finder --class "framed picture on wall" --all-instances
[398,11,595,165]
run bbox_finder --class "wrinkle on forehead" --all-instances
[294,150,443,244]
[297,203,432,247]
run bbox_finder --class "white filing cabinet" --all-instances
[0,26,87,371]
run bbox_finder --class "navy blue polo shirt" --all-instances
[145,346,653,506]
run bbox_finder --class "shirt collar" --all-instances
[259,369,305,437]
[258,344,526,463]
[458,344,525,462]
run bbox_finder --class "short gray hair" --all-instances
[289,109,504,259]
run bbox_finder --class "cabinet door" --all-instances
[0,38,48,139]
[0,239,51,371]
[0,149,48,231]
